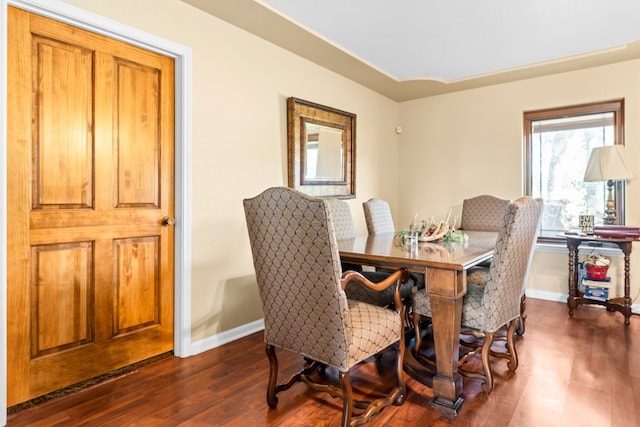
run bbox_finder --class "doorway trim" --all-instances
[1,0,193,421]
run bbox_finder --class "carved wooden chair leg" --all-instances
[267,344,322,409]
[480,331,495,394]
[410,310,439,368]
[403,296,415,328]
[516,294,527,336]
[506,319,519,371]
[394,319,407,406]
[266,344,279,408]
[339,371,354,427]
[411,309,423,357]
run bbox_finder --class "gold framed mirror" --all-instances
[287,97,356,198]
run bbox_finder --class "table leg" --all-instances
[425,268,465,416]
[619,242,632,326]
[566,240,579,316]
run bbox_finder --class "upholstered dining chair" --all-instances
[363,198,395,235]
[459,194,511,232]
[411,197,542,393]
[361,197,425,297]
[328,197,415,308]
[327,198,359,241]
[244,187,409,426]
[458,194,537,334]
[326,198,361,273]
[463,195,539,335]
[458,194,510,268]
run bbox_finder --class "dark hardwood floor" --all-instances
[7,299,640,427]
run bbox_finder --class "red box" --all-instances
[585,265,608,280]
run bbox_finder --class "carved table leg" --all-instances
[566,239,579,316]
[620,242,632,326]
[424,268,465,416]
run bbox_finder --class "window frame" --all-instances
[523,99,625,243]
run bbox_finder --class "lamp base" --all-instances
[603,212,616,225]
[603,179,616,225]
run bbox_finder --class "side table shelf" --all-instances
[562,233,637,326]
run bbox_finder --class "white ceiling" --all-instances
[262,0,640,81]
[183,0,640,101]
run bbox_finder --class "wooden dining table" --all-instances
[337,231,498,416]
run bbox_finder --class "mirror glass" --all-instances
[303,122,345,183]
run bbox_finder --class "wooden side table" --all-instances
[562,233,637,325]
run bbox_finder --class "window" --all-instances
[524,100,625,241]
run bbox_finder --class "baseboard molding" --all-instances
[189,291,639,356]
[526,289,567,303]
[190,318,265,356]
[527,289,640,314]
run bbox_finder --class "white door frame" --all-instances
[0,0,193,422]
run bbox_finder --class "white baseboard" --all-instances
[526,289,640,314]
[189,318,265,356]
[187,291,639,357]
[526,289,567,303]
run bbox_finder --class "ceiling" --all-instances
[182,0,640,101]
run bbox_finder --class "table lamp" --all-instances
[583,145,636,225]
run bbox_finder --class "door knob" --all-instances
[161,216,176,226]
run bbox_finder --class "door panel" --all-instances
[113,236,160,333]
[32,35,94,209]
[115,59,161,208]
[8,7,175,405]
[31,242,94,357]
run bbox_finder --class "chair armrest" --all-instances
[341,268,408,312]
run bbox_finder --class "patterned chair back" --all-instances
[327,198,356,240]
[243,187,352,369]
[477,197,542,331]
[460,194,511,232]
[363,198,395,235]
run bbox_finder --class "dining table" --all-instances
[337,231,498,416]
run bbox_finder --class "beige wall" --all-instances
[61,0,402,342]
[51,0,640,345]
[397,59,640,303]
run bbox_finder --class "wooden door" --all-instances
[7,7,175,406]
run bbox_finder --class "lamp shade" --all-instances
[583,145,637,182]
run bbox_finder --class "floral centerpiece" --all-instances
[396,212,467,243]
